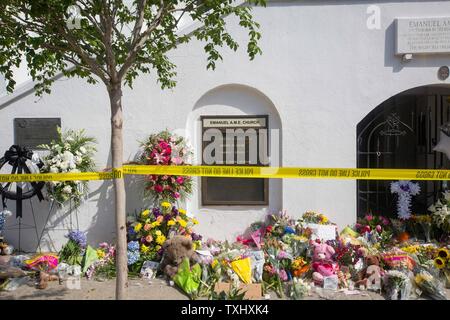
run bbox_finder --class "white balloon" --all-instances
[433,131,450,160]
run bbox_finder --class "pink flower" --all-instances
[381,217,390,226]
[365,214,373,222]
[376,225,382,232]
[162,175,168,180]
[278,269,288,281]
[173,192,180,199]
[176,177,184,184]
[362,225,371,233]
[159,141,169,149]
[154,185,163,193]
[171,157,183,165]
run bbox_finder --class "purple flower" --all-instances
[152,207,161,217]
[191,233,203,241]
[277,251,289,260]
[67,230,87,248]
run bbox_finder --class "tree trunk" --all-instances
[109,83,128,300]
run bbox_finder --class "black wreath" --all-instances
[0,145,45,217]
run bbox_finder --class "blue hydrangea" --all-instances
[127,250,140,265]
[67,230,87,248]
[127,241,140,252]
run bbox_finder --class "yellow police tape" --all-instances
[1,165,450,182]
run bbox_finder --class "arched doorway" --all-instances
[357,85,450,218]
[185,83,282,240]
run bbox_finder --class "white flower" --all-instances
[69,161,76,169]
[70,168,80,173]
[74,156,82,165]
[49,166,59,173]
[59,161,69,171]
[62,185,72,194]
[79,147,87,154]
[62,150,74,162]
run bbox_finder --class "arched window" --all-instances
[357,85,450,217]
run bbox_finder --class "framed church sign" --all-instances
[14,118,61,149]
[201,115,269,206]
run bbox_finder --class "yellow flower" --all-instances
[156,234,166,245]
[437,248,449,260]
[141,209,150,218]
[151,221,161,228]
[96,250,105,259]
[161,201,171,208]
[211,259,219,269]
[178,219,187,228]
[192,218,199,225]
[140,244,150,254]
[155,230,162,236]
[167,220,176,227]
[134,223,142,233]
[155,245,162,251]
[415,273,433,284]
[179,209,186,214]
[434,257,446,269]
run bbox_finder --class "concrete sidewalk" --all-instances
[1,277,448,300]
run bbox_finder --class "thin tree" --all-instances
[0,0,265,299]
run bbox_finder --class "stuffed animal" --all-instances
[160,235,200,278]
[356,255,384,290]
[311,242,339,286]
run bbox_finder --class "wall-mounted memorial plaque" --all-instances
[14,118,61,149]
[396,17,450,55]
[201,115,269,206]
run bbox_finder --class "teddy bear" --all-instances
[355,255,384,290]
[311,241,339,286]
[160,235,200,278]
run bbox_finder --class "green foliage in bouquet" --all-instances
[39,127,97,206]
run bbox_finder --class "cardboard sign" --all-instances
[304,223,337,241]
[214,282,262,300]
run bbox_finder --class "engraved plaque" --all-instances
[396,17,450,55]
[14,118,61,149]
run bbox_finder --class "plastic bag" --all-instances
[173,258,202,297]
[230,257,252,284]
[249,251,264,282]
[82,245,98,273]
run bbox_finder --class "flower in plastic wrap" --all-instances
[414,270,447,300]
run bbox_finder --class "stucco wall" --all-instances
[1,1,450,251]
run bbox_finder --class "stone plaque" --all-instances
[14,118,61,149]
[396,17,450,54]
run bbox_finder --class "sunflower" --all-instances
[437,248,449,260]
[434,257,446,269]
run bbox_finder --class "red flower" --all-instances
[176,177,184,184]
[154,185,163,193]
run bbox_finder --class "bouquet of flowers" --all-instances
[428,199,450,235]
[410,215,433,242]
[355,214,393,246]
[414,269,447,300]
[139,130,193,203]
[264,211,296,238]
[85,242,116,280]
[127,202,201,267]
[289,278,311,300]
[59,230,87,266]
[327,238,364,270]
[299,211,331,225]
[39,127,97,206]
[434,247,450,288]
[383,270,412,300]
[291,257,309,278]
